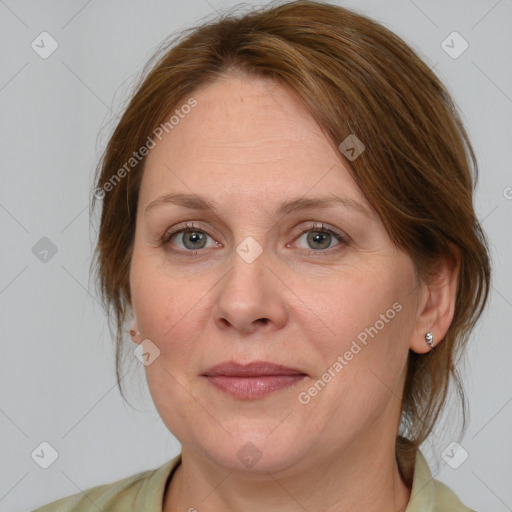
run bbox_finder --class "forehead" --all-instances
[139,74,367,211]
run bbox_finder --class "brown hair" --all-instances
[91,0,491,485]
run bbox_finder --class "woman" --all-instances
[34,0,490,510]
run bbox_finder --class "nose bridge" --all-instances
[235,234,266,267]
[212,234,287,332]
[227,234,270,297]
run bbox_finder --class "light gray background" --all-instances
[0,0,510,510]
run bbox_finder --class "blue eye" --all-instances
[294,223,347,252]
[160,222,217,252]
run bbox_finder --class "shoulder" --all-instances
[32,455,181,512]
[430,478,476,511]
[32,470,150,512]
[407,450,476,512]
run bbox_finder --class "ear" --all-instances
[128,318,142,345]
[410,246,461,354]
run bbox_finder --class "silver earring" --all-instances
[425,332,434,348]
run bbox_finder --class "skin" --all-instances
[128,73,459,512]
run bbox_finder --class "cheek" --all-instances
[294,259,416,427]
[296,270,413,427]
[130,258,196,361]
[130,263,208,437]
[295,260,412,359]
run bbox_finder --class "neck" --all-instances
[163,440,411,512]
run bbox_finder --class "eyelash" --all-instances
[158,222,349,257]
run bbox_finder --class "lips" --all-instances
[203,361,307,399]
[204,360,306,377]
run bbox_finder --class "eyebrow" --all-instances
[145,192,372,218]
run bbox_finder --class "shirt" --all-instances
[32,450,475,511]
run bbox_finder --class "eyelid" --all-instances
[296,222,342,237]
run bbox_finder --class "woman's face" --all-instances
[129,74,422,473]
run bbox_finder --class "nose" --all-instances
[211,243,288,335]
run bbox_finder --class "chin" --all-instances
[196,422,313,475]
